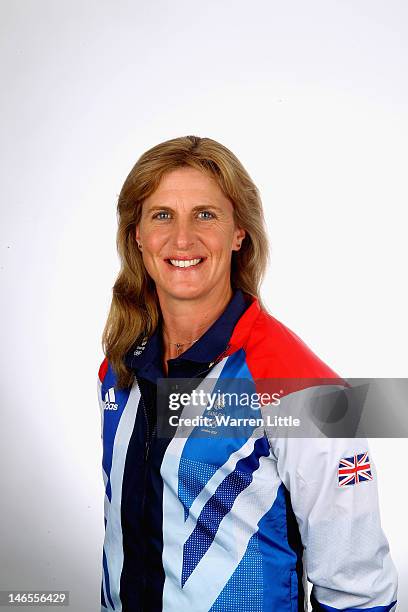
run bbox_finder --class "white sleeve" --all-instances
[263,390,398,611]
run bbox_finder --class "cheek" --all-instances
[202,220,233,239]
[205,226,236,254]
[142,229,168,254]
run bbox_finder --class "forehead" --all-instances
[146,167,228,204]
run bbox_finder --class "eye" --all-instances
[197,210,215,220]
[152,211,171,220]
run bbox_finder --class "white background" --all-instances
[1,1,407,610]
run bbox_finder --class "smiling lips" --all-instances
[166,257,205,268]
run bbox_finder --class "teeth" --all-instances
[169,258,202,268]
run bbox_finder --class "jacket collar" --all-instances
[124,289,257,375]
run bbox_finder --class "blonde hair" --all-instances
[102,135,270,389]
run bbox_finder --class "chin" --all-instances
[160,282,209,301]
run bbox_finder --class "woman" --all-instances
[97,135,397,611]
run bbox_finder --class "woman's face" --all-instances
[136,166,245,302]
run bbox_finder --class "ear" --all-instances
[232,227,246,251]
[135,224,141,242]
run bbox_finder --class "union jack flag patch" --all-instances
[338,452,373,487]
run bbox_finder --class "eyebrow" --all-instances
[145,204,223,214]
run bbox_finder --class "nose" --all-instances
[171,216,195,250]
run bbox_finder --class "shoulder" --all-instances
[244,308,339,379]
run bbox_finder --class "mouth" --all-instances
[165,257,206,269]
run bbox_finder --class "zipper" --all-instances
[135,373,155,462]
[140,390,150,461]
[145,422,157,462]
[142,395,150,462]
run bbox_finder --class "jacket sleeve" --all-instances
[266,408,398,611]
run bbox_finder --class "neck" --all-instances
[158,284,234,364]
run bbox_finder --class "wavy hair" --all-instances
[101,135,270,389]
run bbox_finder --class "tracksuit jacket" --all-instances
[97,289,398,611]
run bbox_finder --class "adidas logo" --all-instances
[104,387,118,411]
